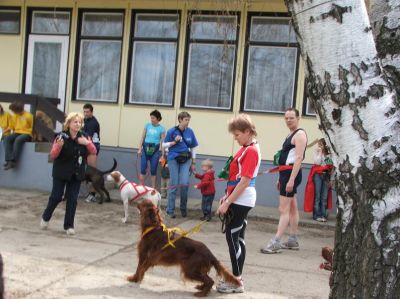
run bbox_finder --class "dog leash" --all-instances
[161,221,208,250]
[219,208,234,234]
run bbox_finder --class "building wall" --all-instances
[0,0,323,164]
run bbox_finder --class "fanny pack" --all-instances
[218,156,233,180]
[273,150,281,166]
[227,177,256,187]
[175,151,191,164]
[144,143,156,156]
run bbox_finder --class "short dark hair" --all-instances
[178,111,191,121]
[286,107,299,117]
[150,110,162,121]
[9,101,24,114]
[83,103,93,112]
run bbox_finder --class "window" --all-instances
[74,10,124,102]
[242,15,299,113]
[183,13,238,110]
[32,11,70,34]
[127,12,180,105]
[0,8,20,34]
[303,81,316,116]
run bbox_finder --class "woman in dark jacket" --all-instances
[40,112,97,235]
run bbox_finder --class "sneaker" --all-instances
[65,228,75,235]
[217,281,244,293]
[260,240,282,254]
[85,194,96,203]
[181,211,187,218]
[281,240,300,250]
[316,217,326,222]
[200,215,207,221]
[166,213,176,219]
[40,218,49,230]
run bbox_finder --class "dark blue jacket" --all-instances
[83,116,100,144]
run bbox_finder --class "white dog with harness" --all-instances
[107,171,161,223]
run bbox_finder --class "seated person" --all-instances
[3,101,33,170]
[0,104,12,140]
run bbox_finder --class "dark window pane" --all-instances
[32,11,70,34]
[82,13,123,37]
[77,40,121,101]
[129,42,176,105]
[185,44,235,109]
[0,10,20,33]
[250,17,297,43]
[135,14,179,38]
[244,46,297,112]
[191,15,237,41]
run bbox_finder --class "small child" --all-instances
[159,156,170,199]
[312,138,333,222]
[194,159,216,221]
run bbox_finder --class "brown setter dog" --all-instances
[127,199,240,297]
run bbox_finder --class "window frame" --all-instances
[72,8,125,103]
[302,81,317,117]
[0,6,21,35]
[125,10,181,107]
[241,12,300,115]
[181,11,240,111]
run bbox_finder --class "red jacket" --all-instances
[304,165,334,212]
[194,170,216,196]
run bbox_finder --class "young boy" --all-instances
[194,159,216,221]
[159,155,170,199]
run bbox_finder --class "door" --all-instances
[25,35,69,111]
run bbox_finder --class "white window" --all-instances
[75,11,124,102]
[0,8,20,34]
[243,16,298,113]
[184,14,238,110]
[128,13,179,105]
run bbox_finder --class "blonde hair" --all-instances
[201,159,213,169]
[63,112,84,131]
[228,114,257,136]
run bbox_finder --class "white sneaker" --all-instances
[40,218,49,230]
[84,194,96,203]
[66,228,75,235]
[216,281,244,293]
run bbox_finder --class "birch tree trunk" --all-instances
[285,0,400,298]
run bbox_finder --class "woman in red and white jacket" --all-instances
[216,114,261,294]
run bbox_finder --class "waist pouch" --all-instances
[175,151,191,164]
[145,143,157,156]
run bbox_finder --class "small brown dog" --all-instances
[128,199,240,297]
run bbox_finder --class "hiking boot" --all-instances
[281,240,300,250]
[216,281,244,293]
[260,240,282,254]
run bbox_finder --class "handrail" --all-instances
[0,92,65,142]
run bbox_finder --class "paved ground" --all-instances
[0,187,334,299]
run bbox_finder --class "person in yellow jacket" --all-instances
[3,101,33,170]
[0,104,12,140]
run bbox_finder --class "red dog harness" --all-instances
[119,179,153,204]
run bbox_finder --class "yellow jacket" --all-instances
[0,111,12,137]
[11,111,33,136]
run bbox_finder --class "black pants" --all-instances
[42,176,81,230]
[225,203,252,277]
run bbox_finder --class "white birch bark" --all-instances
[285,0,400,297]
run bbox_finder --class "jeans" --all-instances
[4,133,31,162]
[140,145,160,176]
[201,194,215,217]
[313,173,329,219]
[166,158,191,215]
[42,176,81,230]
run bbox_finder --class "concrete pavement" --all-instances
[0,187,334,298]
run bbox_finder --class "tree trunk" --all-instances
[284,0,400,298]
[369,0,400,96]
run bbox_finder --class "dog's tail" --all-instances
[212,258,241,286]
[100,158,117,176]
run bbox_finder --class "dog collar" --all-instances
[142,225,161,238]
